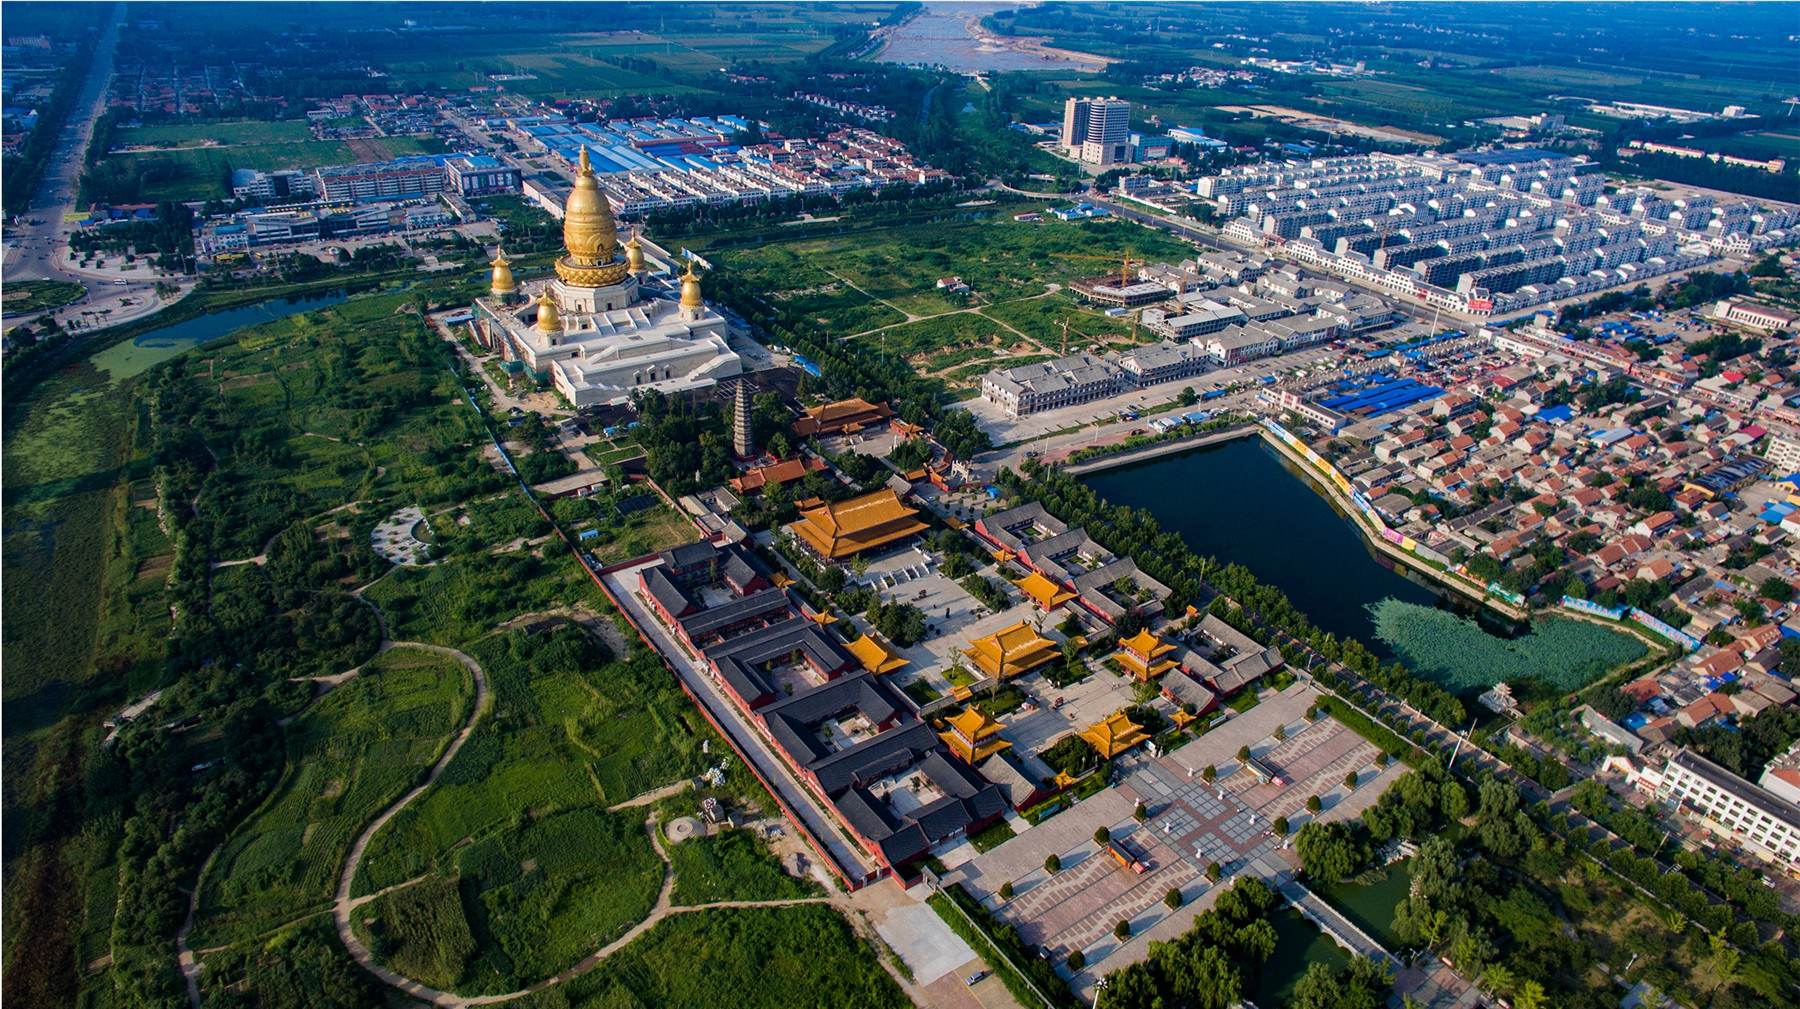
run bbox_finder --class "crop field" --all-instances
[512,905,908,1009]
[667,829,819,907]
[352,629,722,991]
[189,648,474,949]
[1370,599,1648,692]
[1694,131,1800,162]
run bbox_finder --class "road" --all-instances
[5,4,123,285]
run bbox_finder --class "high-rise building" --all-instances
[1081,98,1132,165]
[1065,97,1132,165]
[1062,97,1094,152]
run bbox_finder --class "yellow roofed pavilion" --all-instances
[1080,711,1149,759]
[844,633,909,675]
[939,706,1011,765]
[964,621,1059,680]
[1115,628,1178,682]
[1013,572,1076,611]
[786,489,928,560]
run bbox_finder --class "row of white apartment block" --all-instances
[1626,747,1800,871]
[1199,150,1795,316]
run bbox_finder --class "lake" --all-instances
[91,289,348,379]
[1082,437,1644,691]
[875,3,1102,73]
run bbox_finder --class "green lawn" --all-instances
[116,119,315,148]
[2,279,85,315]
[189,648,474,949]
[116,140,357,201]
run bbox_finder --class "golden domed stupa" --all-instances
[535,290,561,334]
[556,147,630,288]
[489,247,516,297]
[625,229,647,277]
[679,261,705,311]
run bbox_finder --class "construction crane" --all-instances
[1052,250,1142,289]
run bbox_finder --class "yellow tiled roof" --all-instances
[1013,572,1076,609]
[844,632,909,675]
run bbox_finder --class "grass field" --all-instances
[351,629,724,993]
[117,140,357,201]
[509,905,908,1009]
[189,648,474,949]
[197,914,379,1008]
[116,120,315,148]
[667,828,820,907]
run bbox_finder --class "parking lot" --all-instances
[944,680,1404,986]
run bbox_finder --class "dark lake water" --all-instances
[131,289,348,349]
[1084,436,1444,658]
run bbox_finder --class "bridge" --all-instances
[1279,880,1394,966]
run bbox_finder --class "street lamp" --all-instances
[1091,977,1109,1009]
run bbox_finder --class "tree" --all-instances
[1066,949,1084,972]
[1345,770,1359,789]
[1306,795,1323,814]
[1205,861,1221,882]
[1202,764,1216,783]
[1294,821,1366,882]
[1115,919,1132,941]
[1095,826,1111,846]
[1274,724,1286,742]
[1134,801,1148,822]
[1709,933,1741,985]
[1237,745,1251,762]
[1272,816,1289,837]
[1045,853,1061,874]
[999,881,1014,901]
[1760,577,1794,603]
[1165,887,1183,909]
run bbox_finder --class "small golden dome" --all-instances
[679,261,704,310]
[626,230,646,274]
[561,147,616,268]
[535,290,561,333]
[489,248,516,292]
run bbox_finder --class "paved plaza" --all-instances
[945,681,1407,987]
[371,505,434,566]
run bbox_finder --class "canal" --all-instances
[92,289,349,379]
[1084,436,1442,659]
[1252,908,1350,1006]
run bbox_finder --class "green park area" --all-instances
[99,121,449,202]
[2,279,86,315]
[187,647,475,950]
[710,211,1195,383]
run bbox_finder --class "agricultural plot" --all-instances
[352,630,723,992]
[189,648,474,949]
[197,915,379,1008]
[511,905,908,1009]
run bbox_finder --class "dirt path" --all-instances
[817,265,919,323]
[330,639,492,1005]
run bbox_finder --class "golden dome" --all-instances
[489,247,516,293]
[561,147,616,267]
[535,290,561,334]
[679,261,704,310]
[625,230,646,274]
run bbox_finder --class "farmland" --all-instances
[188,647,475,949]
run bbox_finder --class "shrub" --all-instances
[999,881,1014,901]
[1134,802,1148,823]
[1114,919,1131,942]
[1094,826,1111,846]
[1045,853,1061,874]
[1307,795,1322,814]
[1272,816,1289,837]
[1202,764,1216,783]
[1274,724,1287,742]
[1067,949,1085,972]
[1345,771,1359,789]
[1205,862,1221,883]
[1165,888,1183,909]
[1237,745,1252,762]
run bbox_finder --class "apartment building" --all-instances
[1063,96,1131,165]
[1647,747,1800,868]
